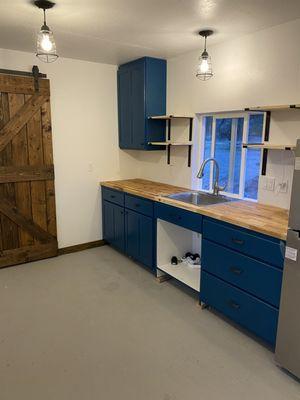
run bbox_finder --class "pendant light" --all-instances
[196,30,213,81]
[34,0,58,63]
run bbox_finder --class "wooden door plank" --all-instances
[27,102,47,240]
[0,93,19,250]
[0,242,57,269]
[0,93,48,153]
[41,98,57,237]
[9,93,34,247]
[0,164,54,183]
[0,197,55,243]
[0,75,50,95]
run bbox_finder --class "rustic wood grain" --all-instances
[9,93,34,246]
[0,75,50,96]
[0,73,57,267]
[41,98,57,237]
[0,197,55,244]
[0,92,19,250]
[0,93,48,153]
[26,100,47,243]
[0,165,54,183]
[0,242,57,269]
[100,179,289,240]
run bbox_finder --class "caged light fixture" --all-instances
[34,0,58,63]
[196,30,214,81]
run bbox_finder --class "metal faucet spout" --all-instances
[196,158,225,195]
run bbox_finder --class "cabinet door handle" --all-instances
[228,300,241,310]
[110,195,116,199]
[135,203,140,208]
[232,238,244,245]
[229,266,243,275]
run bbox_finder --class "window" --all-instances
[199,113,265,200]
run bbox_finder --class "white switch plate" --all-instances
[261,176,275,191]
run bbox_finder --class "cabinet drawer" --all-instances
[200,271,278,345]
[125,194,153,217]
[203,218,285,268]
[102,187,124,206]
[155,202,202,233]
[202,240,283,307]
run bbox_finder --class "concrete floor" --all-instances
[0,246,299,400]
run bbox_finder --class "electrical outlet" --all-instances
[278,180,288,193]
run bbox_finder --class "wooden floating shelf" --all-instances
[149,115,194,120]
[149,141,193,146]
[243,143,296,150]
[245,104,300,111]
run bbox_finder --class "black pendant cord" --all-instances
[204,36,207,52]
[43,9,47,25]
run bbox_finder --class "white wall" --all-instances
[0,48,139,247]
[133,18,300,209]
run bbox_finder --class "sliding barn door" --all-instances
[0,72,58,268]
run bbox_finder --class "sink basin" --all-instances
[165,191,237,206]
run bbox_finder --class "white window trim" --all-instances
[196,111,265,201]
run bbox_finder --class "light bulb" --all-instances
[41,33,53,52]
[200,58,209,73]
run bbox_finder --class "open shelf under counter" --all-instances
[157,219,201,293]
[242,143,296,150]
[157,262,200,292]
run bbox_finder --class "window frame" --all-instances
[196,111,266,201]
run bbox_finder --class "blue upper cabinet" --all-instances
[117,57,166,150]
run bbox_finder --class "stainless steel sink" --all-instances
[165,191,237,206]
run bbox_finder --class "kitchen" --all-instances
[0,1,300,399]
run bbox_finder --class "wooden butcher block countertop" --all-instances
[101,179,289,240]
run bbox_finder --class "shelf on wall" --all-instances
[148,141,193,146]
[149,115,194,120]
[245,104,300,112]
[148,114,194,167]
[243,143,296,150]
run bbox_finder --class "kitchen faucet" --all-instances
[197,158,226,195]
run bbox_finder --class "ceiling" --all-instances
[1,0,300,65]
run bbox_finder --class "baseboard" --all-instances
[58,240,106,256]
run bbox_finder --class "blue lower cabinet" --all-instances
[103,200,125,252]
[200,271,279,345]
[155,202,203,233]
[102,188,155,271]
[125,209,154,270]
[202,239,283,308]
[203,218,285,268]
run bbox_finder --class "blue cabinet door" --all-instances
[125,209,154,270]
[125,209,139,259]
[139,213,154,269]
[131,63,146,149]
[103,200,125,252]
[118,68,132,148]
[117,57,166,150]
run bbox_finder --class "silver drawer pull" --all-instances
[228,300,241,310]
[229,266,243,275]
[232,238,244,245]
